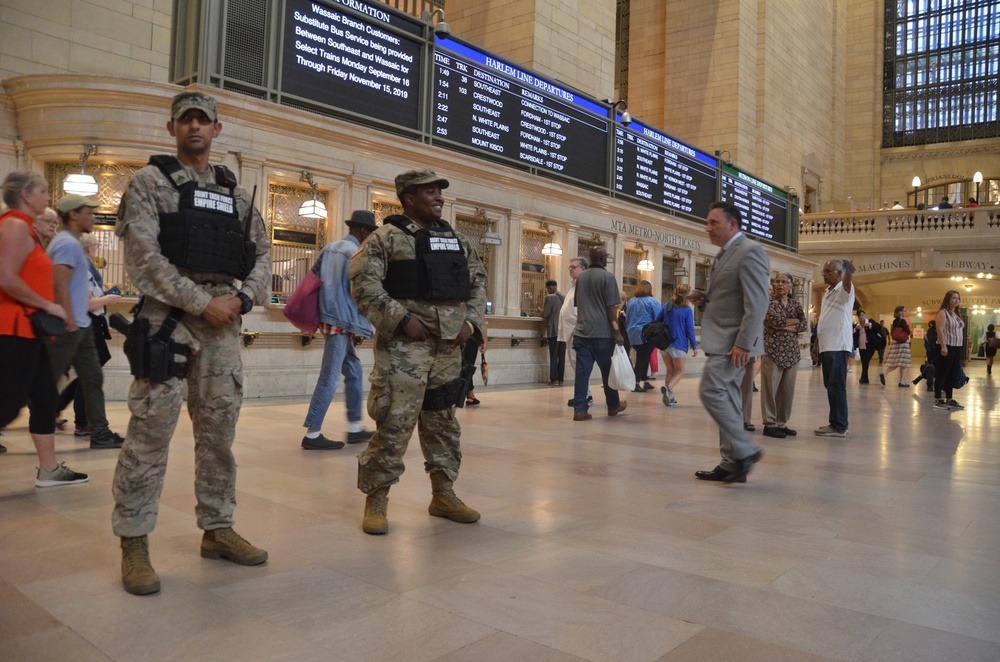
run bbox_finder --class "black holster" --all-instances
[112,306,191,383]
[423,361,476,411]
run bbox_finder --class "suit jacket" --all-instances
[700,233,770,356]
[540,291,564,337]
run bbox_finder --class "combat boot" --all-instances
[428,472,481,524]
[362,487,389,535]
[121,535,160,596]
[200,527,268,565]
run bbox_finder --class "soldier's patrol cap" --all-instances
[394,169,449,196]
[55,194,100,213]
[171,90,218,122]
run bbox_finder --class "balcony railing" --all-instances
[799,205,1000,241]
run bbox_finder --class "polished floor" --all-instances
[1,361,998,661]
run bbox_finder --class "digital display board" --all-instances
[612,120,718,219]
[432,36,609,187]
[280,0,424,129]
[720,165,789,244]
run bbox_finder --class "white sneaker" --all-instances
[933,400,951,410]
[36,462,89,488]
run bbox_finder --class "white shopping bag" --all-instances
[608,344,636,392]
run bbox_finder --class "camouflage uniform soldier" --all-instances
[111,91,271,595]
[350,169,487,535]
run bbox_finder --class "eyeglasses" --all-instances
[820,269,839,274]
[773,280,791,284]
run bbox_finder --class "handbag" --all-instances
[890,326,908,343]
[282,255,324,333]
[608,344,636,391]
[22,305,66,339]
[988,337,1000,350]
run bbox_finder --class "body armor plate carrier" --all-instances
[150,155,255,280]
[382,215,472,302]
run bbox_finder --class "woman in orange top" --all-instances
[0,171,87,486]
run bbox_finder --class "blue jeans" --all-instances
[820,351,849,432]
[572,336,620,414]
[304,333,363,430]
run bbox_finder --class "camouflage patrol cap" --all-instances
[394,169,449,196]
[171,90,218,122]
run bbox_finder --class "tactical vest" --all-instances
[150,155,252,279]
[383,215,472,301]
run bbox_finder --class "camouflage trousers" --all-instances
[112,288,243,538]
[357,332,463,494]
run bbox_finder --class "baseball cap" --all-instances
[56,194,100,213]
[394,169,449,196]
[171,90,218,122]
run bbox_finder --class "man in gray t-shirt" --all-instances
[571,246,626,420]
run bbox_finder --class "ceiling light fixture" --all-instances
[63,144,99,196]
[298,171,326,219]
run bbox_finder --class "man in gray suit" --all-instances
[688,202,770,483]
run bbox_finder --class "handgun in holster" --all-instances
[109,304,191,383]
[422,359,477,411]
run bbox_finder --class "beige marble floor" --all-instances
[1,363,998,661]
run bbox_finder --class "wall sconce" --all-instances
[298,171,326,219]
[714,149,733,167]
[540,222,562,256]
[63,144,99,196]
[671,250,689,277]
[604,99,631,126]
[423,8,450,36]
[636,242,654,271]
[476,208,502,246]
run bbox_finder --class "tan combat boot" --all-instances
[121,535,160,595]
[362,487,389,535]
[200,528,268,565]
[428,472,481,523]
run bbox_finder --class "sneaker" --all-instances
[301,434,345,450]
[814,426,847,437]
[946,400,964,410]
[898,382,910,388]
[668,397,678,407]
[36,462,89,487]
[347,429,374,445]
[933,400,951,410]
[74,425,91,437]
[90,431,124,449]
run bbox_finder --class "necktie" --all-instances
[712,249,725,273]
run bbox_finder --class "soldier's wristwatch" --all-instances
[399,313,413,330]
[236,292,253,315]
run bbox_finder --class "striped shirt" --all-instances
[938,310,964,347]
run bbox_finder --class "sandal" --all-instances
[465,397,480,406]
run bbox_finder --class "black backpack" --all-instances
[641,303,674,350]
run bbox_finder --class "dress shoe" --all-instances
[762,426,786,438]
[694,466,747,483]
[859,378,869,384]
[301,434,345,450]
[642,382,654,391]
[608,401,628,416]
[879,373,886,385]
[573,412,593,421]
[731,449,763,482]
[743,423,755,432]
[347,429,374,444]
[780,427,797,436]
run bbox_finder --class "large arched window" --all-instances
[883,0,1000,147]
